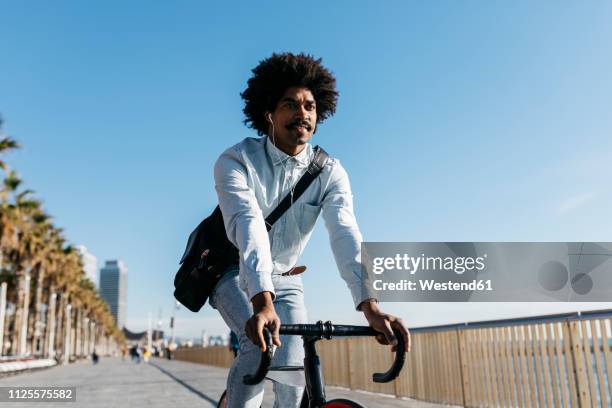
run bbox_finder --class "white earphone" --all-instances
[267,111,295,198]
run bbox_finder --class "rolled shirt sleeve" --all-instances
[322,160,377,309]
[214,147,275,300]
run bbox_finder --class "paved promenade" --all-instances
[0,357,455,407]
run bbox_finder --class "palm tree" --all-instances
[29,219,60,355]
[0,116,20,172]
[0,172,26,355]
[0,127,123,358]
[8,189,43,355]
[0,120,24,356]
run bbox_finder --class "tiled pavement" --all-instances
[0,357,458,407]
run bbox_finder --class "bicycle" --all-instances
[218,320,406,408]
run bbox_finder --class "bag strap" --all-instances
[178,146,329,265]
[264,145,329,231]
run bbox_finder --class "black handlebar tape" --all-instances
[329,325,377,336]
[279,324,324,336]
[243,328,274,385]
[372,328,406,383]
[279,324,322,336]
[280,324,377,337]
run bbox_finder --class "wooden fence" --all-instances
[173,309,612,407]
[173,345,234,368]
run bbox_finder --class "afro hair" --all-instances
[241,52,339,136]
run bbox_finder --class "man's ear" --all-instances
[265,112,272,123]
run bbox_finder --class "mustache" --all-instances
[286,120,312,130]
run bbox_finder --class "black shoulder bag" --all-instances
[173,146,329,312]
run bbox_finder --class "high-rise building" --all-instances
[99,260,127,329]
[76,245,98,287]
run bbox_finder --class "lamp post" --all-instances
[0,282,6,356]
[83,317,89,356]
[90,321,96,354]
[169,301,180,349]
[147,313,152,352]
[63,304,72,364]
[47,293,57,359]
[19,274,31,356]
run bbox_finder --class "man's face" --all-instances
[267,87,317,155]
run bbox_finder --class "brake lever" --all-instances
[243,327,274,385]
[372,328,406,383]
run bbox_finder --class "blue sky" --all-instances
[1,1,611,338]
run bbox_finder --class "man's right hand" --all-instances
[245,291,281,352]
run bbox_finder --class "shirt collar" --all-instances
[265,136,312,167]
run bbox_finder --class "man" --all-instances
[210,52,410,408]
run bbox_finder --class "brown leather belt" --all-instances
[281,265,307,276]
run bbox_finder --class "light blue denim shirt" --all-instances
[214,136,372,309]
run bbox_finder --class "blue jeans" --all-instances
[210,265,307,408]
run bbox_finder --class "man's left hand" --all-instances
[360,300,410,353]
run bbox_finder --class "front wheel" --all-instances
[216,390,227,408]
[217,390,262,408]
[324,399,365,408]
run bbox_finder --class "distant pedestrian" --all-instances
[92,350,99,364]
[130,345,138,362]
[229,331,239,357]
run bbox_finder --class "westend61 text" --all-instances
[373,279,493,292]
